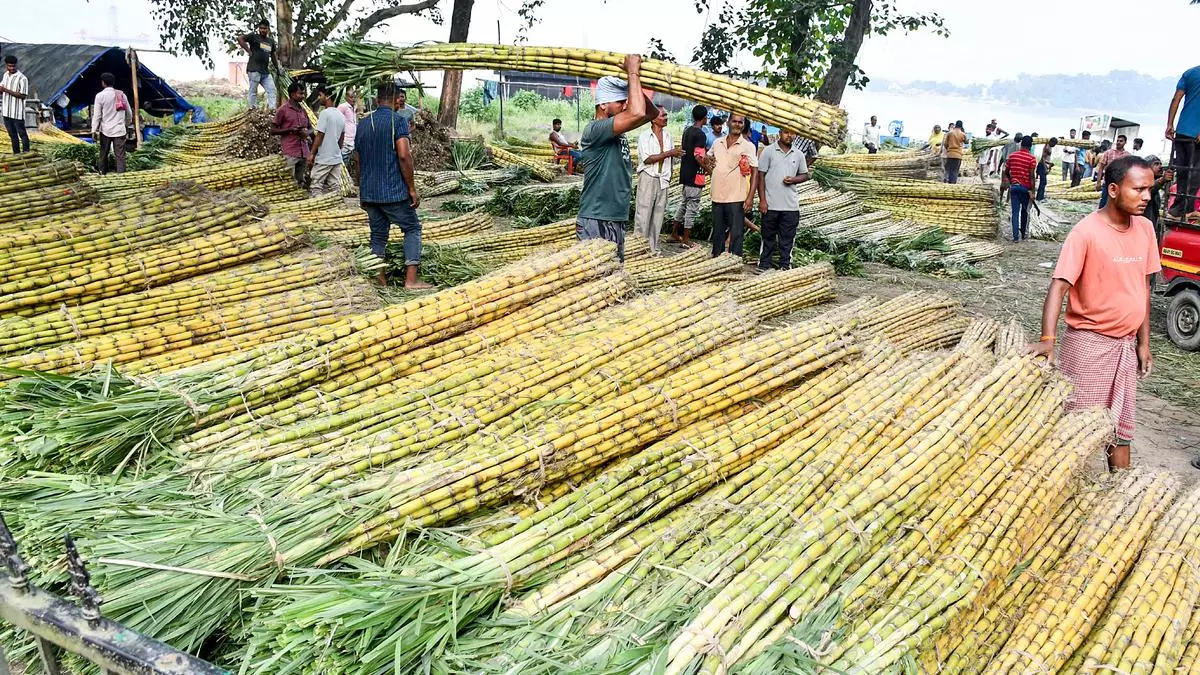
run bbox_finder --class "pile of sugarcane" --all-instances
[814,165,999,237]
[816,149,943,179]
[972,135,1094,153]
[5,222,1200,675]
[82,156,307,203]
[1046,180,1103,202]
[323,41,846,146]
[489,144,558,181]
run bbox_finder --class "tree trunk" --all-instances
[815,0,872,106]
[275,0,297,69]
[438,0,475,129]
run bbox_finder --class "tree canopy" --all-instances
[150,0,444,69]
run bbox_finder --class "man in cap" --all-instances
[577,55,657,261]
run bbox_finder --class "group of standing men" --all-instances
[240,21,429,289]
[573,55,810,270]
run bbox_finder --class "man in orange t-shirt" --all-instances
[1031,155,1161,470]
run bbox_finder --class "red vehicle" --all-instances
[1160,222,1200,350]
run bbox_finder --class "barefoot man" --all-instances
[1031,155,1160,470]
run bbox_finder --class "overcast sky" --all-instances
[2,0,1197,84]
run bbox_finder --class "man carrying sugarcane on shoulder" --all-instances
[1030,155,1160,471]
[577,54,657,262]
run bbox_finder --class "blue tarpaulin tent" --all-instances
[0,42,194,124]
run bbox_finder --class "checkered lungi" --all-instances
[1057,327,1138,442]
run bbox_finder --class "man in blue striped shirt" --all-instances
[353,82,431,289]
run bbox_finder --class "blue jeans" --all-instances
[1010,186,1030,241]
[363,200,421,265]
[247,71,277,109]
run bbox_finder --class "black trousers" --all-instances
[759,210,800,270]
[711,202,745,258]
[1171,136,1200,217]
[3,117,29,153]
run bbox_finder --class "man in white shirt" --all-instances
[0,55,30,154]
[863,115,882,154]
[306,84,346,197]
[90,72,132,173]
[633,105,681,253]
[1061,128,1078,181]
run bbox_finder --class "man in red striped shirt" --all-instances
[1006,136,1037,241]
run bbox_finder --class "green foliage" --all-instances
[42,142,99,170]
[186,96,247,122]
[460,87,498,123]
[509,89,544,111]
[691,0,945,97]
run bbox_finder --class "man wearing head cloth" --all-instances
[577,56,658,261]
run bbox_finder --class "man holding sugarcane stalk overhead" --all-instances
[577,54,657,262]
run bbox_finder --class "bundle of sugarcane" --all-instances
[81,157,300,202]
[628,251,745,290]
[815,151,939,178]
[983,471,1178,674]
[0,182,98,224]
[622,233,652,262]
[3,285,823,659]
[322,42,847,146]
[993,318,1027,357]
[835,174,996,203]
[0,160,80,195]
[177,272,636,458]
[411,168,464,198]
[0,249,353,356]
[29,123,85,144]
[1046,184,1103,201]
[0,241,621,474]
[0,188,202,247]
[0,151,46,171]
[862,195,998,237]
[419,218,577,267]
[495,143,557,158]
[269,193,345,215]
[727,262,835,304]
[1062,483,1200,673]
[972,136,1094,154]
[0,190,266,284]
[489,145,558,182]
[0,280,379,386]
[944,234,1004,261]
[0,217,306,318]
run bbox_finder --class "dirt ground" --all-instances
[816,197,1200,480]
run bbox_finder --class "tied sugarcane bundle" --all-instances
[0,249,354,356]
[0,280,380,390]
[0,190,267,285]
[1062,483,1200,674]
[972,135,1095,154]
[0,182,98,224]
[984,471,1178,674]
[488,145,558,182]
[82,157,303,202]
[0,159,80,196]
[0,217,308,318]
[0,186,214,246]
[323,41,847,146]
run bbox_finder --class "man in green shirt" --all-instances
[577,55,657,262]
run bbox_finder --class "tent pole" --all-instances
[127,48,142,145]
